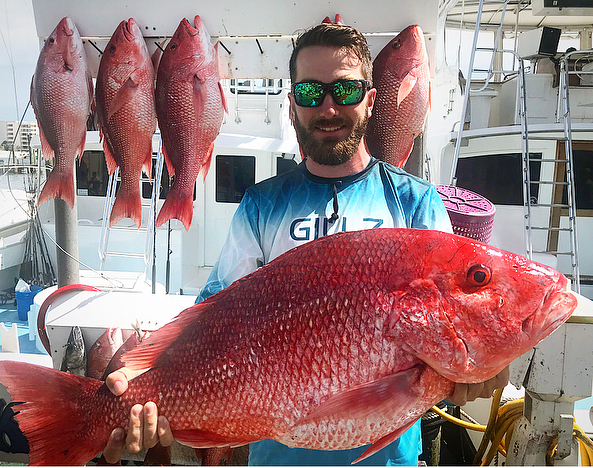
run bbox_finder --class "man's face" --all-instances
[289,46,375,166]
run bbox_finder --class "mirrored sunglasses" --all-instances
[292,79,371,107]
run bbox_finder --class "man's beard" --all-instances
[293,107,369,167]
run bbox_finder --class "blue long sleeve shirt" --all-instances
[196,158,453,466]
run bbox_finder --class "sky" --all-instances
[0,0,38,122]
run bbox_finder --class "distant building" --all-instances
[0,120,39,153]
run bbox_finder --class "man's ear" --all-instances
[288,92,296,126]
[366,87,377,118]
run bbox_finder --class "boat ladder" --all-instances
[524,49,586,293]
[450,0,512,184]
[449,0,581,293]
[98,140,166,292]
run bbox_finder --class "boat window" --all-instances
[216,155,256,203]
[456,153,542,206]
[141,154,186,201]
[229,79,283,95]
[562,148,593,212]
[276,156,297,175]
[76,151,108,197]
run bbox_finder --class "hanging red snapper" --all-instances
[86,327,124,380]
[95,18,157,228]
[0,229,576,465]
[155,15,227,230]
[366,25,431,168]
[31,17,93,208]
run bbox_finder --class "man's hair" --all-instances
[289,23,373,85]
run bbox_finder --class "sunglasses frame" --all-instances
[291,79,371,108]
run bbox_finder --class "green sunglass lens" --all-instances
[333,81,363,105]
[295,83,324,106]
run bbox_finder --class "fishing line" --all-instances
[40,226,125,289]
[4,140,125,288]
[0,0,20,118]
[5,101,36,219]
[86,39,103,55]
[219,41,231,55]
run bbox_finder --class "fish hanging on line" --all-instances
[32,17,94,208]
[366,25,431,168]
[95,18,157,228]
[155,15,227,231]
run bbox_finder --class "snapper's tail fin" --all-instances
[110,184,143,228]
[0,361,109,465]
[38,168,75,208]
[155,188,193,231]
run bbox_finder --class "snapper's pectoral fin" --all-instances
[295,366,423,426]
[219,81,228,114]
[351,418,419,464]
[397,70,419,107]
[107,76,139,121]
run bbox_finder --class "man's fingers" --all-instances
[467,382,487,401]
[126,404,144,453]
[143,402,159,449]
[157,416,174,447]
[449,383,469,406]
[106,367,140,396]
[102,428,125,464]
[449,367,511,406]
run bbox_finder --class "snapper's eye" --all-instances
[467,264,491,286]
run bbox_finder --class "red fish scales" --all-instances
[32,17,93,208]
[155,16,226,230]
[0,229,576,465]
[95,18,157,228]
[367,25,431,168]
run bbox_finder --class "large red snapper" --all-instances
[95,18,157,228]
[366,25,431,168]
[155,15,227,230]
[31,17,93,208]
[0,229,576,465]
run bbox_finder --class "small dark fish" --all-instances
[60,326,85,376]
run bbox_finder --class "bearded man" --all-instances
[102,22,508,466]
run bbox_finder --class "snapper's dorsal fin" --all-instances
[122,301,209,371]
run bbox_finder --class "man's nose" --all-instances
[318,93,340,118]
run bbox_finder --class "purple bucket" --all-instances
[436,185,496,243]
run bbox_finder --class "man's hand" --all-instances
[101,368,174,464]
[449,366,510,406]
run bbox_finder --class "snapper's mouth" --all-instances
[122,19,137,42]
[521,281,576,339]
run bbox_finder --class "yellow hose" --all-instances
[429,405,487,432]
[429,397,593,465]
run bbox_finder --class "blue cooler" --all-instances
[16,286,43,321]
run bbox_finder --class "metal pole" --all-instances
[450,0,485,185]
[54,197,80,287]
[166,220,171,294]
[152,199,157,295]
